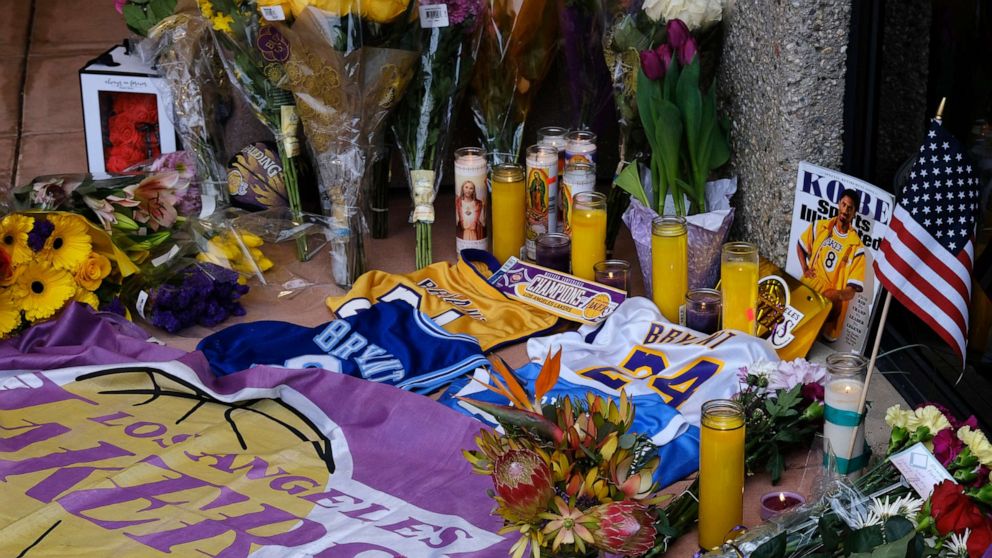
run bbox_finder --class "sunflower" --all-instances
[39,214,92,273]
[12,262,76,322]
[0,214,34,266]
[0,288,22,338]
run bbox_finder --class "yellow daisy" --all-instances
[12,262,76,322]
[39,214,92,273]
[74,289,100,311]
[0,288,22,338]
[1,214,35,266]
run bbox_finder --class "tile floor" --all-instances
[1,1,128,193]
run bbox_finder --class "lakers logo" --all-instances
[756,275,789,337]
[582,293,611,321]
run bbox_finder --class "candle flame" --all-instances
[779,493,786,502]
[844,385,852,394]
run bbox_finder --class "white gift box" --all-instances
[79,43,177,177]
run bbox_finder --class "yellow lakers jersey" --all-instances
[798,218,866,341]
[326,250,560,351]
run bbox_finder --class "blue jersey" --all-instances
[198,300,490,394]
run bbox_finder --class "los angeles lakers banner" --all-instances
[0,356,509,556]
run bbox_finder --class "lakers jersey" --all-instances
[197,300,490,394]
[797,219,866,340]
[326,249,560,351]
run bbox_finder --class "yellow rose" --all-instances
[288,0,355,17]
[361,0,408,23]
[958,426,992,467]
[884,405,912,430]
[907,405,951,435]
[75,252,112,291]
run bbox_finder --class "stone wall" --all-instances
[719,0,852,266]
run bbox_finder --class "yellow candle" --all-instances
[491,164,526,264]
[699,400,745,551]
[570,192,607,280]
[651,216,687,323]
[721,242,759,335]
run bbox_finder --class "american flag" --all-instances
[873,119,982,365]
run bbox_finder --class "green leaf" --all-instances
[750,532,787,558]
[866,532,915,558]
[122,3,153,35]
[613,162,650,207]
[845,525,884,553]
[883,517,915,541]
[820,515,848,553]
[653,100,682,214]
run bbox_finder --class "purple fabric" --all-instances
[0,306,512,556]
[0,303,187,371]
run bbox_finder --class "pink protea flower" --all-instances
[492,449,554,522]
[587,500,656,556]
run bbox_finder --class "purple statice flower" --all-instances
[100,297,127,317]
[27,218,55,252]
[145,262,250,333]
[175,183,202,217]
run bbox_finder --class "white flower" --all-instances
[741,359,778,389]
[848,507,881,530]
[643,0,724,30]
[907,405,952,435]
[885,405,913,429]
[768,358,826,391]
[869,494,923,526]
[944,529,970,558]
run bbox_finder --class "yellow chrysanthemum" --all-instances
[74,289,100,311]
[39,214,92,273]
[197,0,215,18]
[212,12,234,32]
[884,405,912,430]
[75,252,112,291]
[12,262,76,322]
[0,288,22,338]
[907,405,952,435]
[958,426,992,467]
[0,214,35,266]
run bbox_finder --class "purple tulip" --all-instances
[678,36,698,65]
[666,19,691,50]
[656,43,675,72]
[640,49,664,80]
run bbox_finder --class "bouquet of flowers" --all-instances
[15,171,195,264]
[0,212,138,339]
[392,0,485,269]
[122,259,249,333]
[462,352,664,558]
[469,0,559,161]
[646,358,827,555]
[271,3,418,285]
[704,403,992,558]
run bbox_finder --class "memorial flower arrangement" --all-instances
[703,403,992,558]
[0,212,138,339]
[122,260,249,333]
[462,352,664,557]
[271,2,418,285]
[392,0,484,269]
[469,0,559,160]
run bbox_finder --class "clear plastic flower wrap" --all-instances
[140,12,232,208]
[269,5,418,286]
[188,207,278,285]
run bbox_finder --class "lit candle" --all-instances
[823,352,868,477]
[721,242,759,335]
[651,216,688,323]
[570,192,607,280]
[490,164,526,264]
[562,161,596,237]
[536,233,570,272]
[525,145,560,259]
[760,491,806,521]
[594,259,630,291]
[684,288,721,334]
[565,130,597,166]
[699,399,745,551]
[454,147,488,253]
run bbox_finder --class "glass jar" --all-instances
[699,399,745,551]
[651,216,688,323]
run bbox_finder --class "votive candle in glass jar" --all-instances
[823,352,868,477]
[570,192,607,280]
[698,399,745,551]
[525,145,560,259]
[594,259,630,291]
[562,161,596,236]
[490,164,526,264]
[565,130,597,166]
[538,126,568,176]
[454,147,488,252]
[651,216,688,323]
[721,242,759,335]
[536,233,570,272]
[684,288,722,334]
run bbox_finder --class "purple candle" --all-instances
[684,288,721,334]
[536,233,570,272]
[594,260,630,292]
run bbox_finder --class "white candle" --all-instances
[823,377,866,476]
[454,148,489,253]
